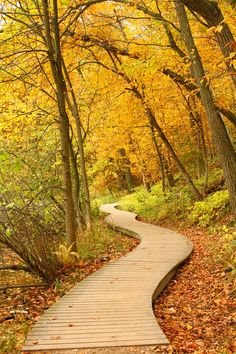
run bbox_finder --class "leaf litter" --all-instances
[1,223,235,354]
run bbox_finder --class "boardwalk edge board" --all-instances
[22,202,193,352]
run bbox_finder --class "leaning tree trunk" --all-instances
[128,85,201,199]
[146,107,202,200]
[175,0,236,213]
[123,83,202,199]
[150,124,175,191]
[180,0,236,88]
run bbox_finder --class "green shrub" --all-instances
[118,168,230,226]
[209,225,236,285]
[120,183,194,222]
[120,186,159,219]
[189,190,229,226]
[194,167,224,192]
[91,194,116,218]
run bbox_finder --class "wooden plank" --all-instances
[33,319,156,326]
[26,336,166,342]
[33,320,154,329]
[23,338,169,351]
[28,324,160,335]
[25,332,166,341]
[22,203,193,352]
[41,309,153,315]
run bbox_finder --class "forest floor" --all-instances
[153,222,235,354]
[1,220,235,354]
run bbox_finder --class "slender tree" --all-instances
[91,45,202,199]
[174,0,236,212]
[180,0,236,88]
[42,0,77,248]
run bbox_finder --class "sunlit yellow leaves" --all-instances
[207,24,224,34]
[0,0,235,195]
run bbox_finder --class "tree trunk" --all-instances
[189,100,209,193]
[118,148,134,191]
[146,107,202,200]
[150,124,175,190]
[150,124,166,191]
[42,0,77,248]
[180,0,236,88]
[62,61,92,230]
[127,85,201,199]
[175,0,236,212]
[68,139,84,232]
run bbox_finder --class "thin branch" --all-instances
[0,264,31,272]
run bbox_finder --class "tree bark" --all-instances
[180,0,236,88]
[62,61,92,230]
[175,0,236,212]
[150,124,166,191]
[117,148,134,191]
[146,107,202,200]
[162,68,236,128]
[42,0,77,248]
[68,139,84,232]
[150,124,175,190]
[189,98,209,192]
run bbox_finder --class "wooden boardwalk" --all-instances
[22,203,193,352]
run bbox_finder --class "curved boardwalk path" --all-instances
[22,203,193,352]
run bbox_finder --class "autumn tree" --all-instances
[0,0,93,249]
[179,0,236,88]
[77,29,202,198]
[0,0,236,217]
[174,0,236,212]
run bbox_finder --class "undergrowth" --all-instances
[189,190,230,226]
[56,220,135,266]
[209,224,236,285]
[119,166,235,298]
[0,221,138,354]
[119,167,229,226]
[91,194,116,218]
[76,220,136,261]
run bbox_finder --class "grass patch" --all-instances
[55,221,137,266]
[91,194,116,218]
[76,220,137,261]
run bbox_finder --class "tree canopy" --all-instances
[0,0,235,250]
